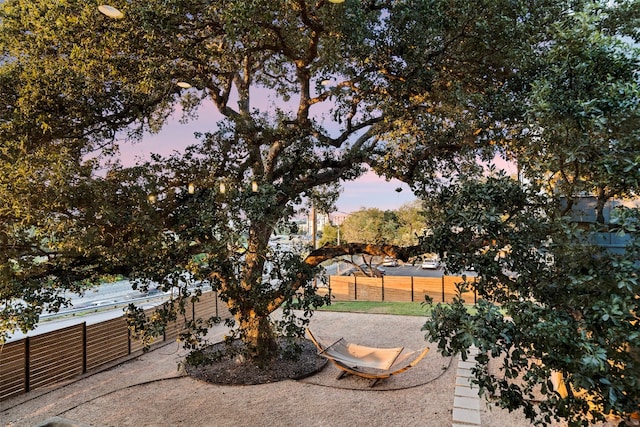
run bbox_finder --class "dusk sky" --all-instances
[117,93,515,213]
[118,102,418,213]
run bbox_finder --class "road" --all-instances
[7,280,191,343]
[50,278,212,315]
[321,261,466,278]
[6,282,172,343]
[7,261,470,343]
[50,279,158,312]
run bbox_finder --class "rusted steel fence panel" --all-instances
[327,275,477,304]
[353,277,383,301]
[443,276,477,304]
[382,276,414,302]
[412,277,445,303]
[327,276,355,301]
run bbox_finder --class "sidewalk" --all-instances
[2,311,475,427]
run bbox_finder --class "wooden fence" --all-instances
[0,291,230,402]
[1,276,475,402]
[323,274,478,304]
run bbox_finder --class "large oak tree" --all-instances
[1,1,639,423]
[1,0,545,354]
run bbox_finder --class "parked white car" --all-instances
[382,256,398,267]
[421,257,440,269]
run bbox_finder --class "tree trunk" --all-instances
[233,218,279,362]
[595,188,608,224]
[238,310,278,363]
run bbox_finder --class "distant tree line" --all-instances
[319,201,425,247]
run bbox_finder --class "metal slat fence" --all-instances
[0,291,228,402]
[2,278,473,401]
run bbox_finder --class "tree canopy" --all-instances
[419,7,640,425]
[422,171,640,426]
[1,0,639,424]
[2,0,543,349]
[327,202,424,246]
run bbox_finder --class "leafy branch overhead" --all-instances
[1,0,530,346]
[1,1,639,424]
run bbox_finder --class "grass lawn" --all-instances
[317,301,431,316]
[316,301,479,316]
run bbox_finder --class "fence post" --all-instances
[474,277,477,304]
[82,322,87,374]
[411,276,414,302]
[354,277,357,300]
[214,291,219,318]
[441,275,445,303]
[24,337,30,393]
[381,276,385,301]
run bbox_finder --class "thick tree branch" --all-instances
[304,243,423,267]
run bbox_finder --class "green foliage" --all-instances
[322,201,424,246]
[341,208,390,244]
[318,223,339,246]
[339,205,424,246]
[514,8,640,220]
[394,201,428,246]
[410,11,640,422]
[1,6,639,423]
[422,173,640,426]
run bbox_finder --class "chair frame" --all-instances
[306,328,430,387]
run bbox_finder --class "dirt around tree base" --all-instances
[184,338,327,385]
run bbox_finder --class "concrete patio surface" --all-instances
[1,311,524,427]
